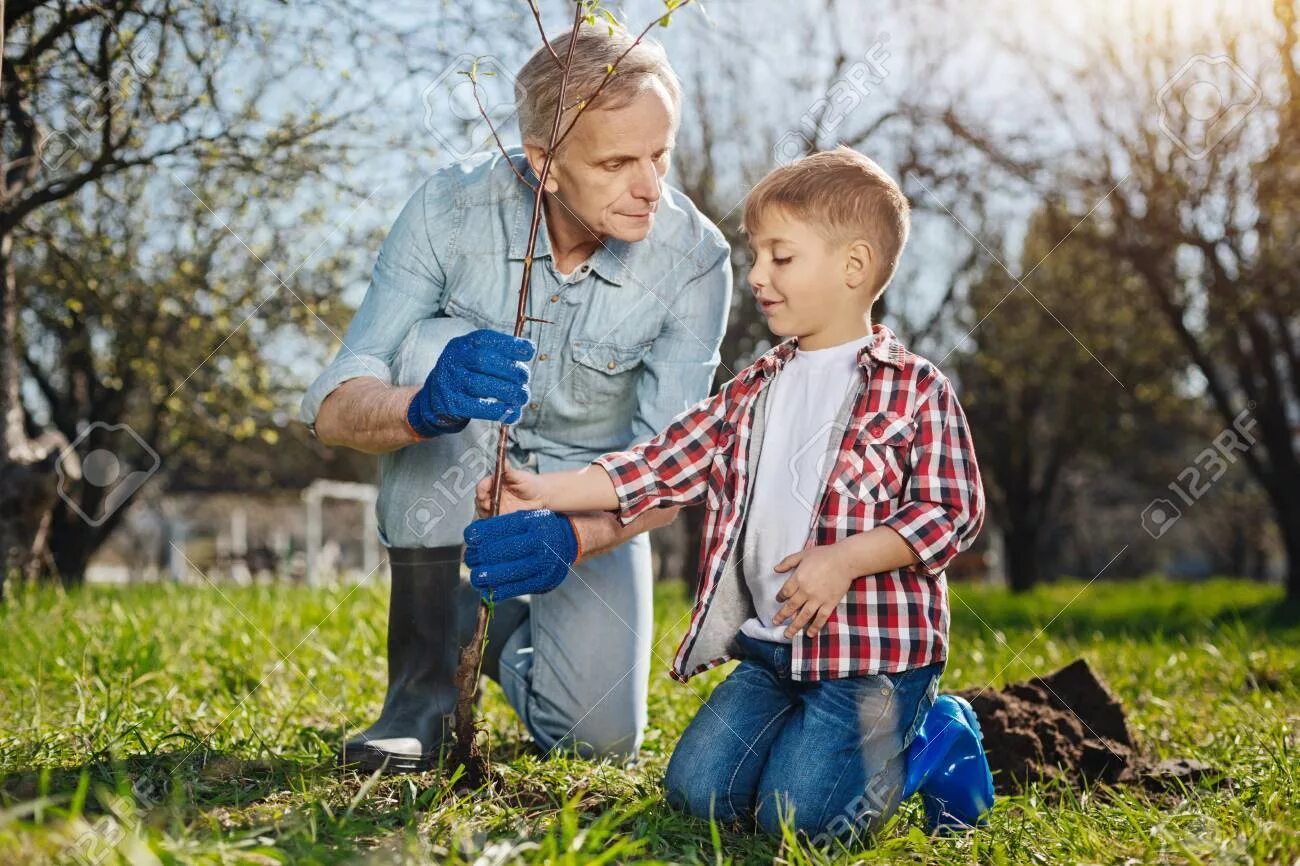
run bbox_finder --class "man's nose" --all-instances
[630,160,661,202]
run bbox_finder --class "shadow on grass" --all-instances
[0,744,327,816]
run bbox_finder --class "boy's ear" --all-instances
[844,239,876,291]
[522,143,561,193]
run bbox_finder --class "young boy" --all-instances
[469,147,985,840]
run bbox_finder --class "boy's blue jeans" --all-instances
[664,631,943,841]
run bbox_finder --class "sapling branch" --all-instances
[447,0,695,790]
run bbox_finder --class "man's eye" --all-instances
[773,256,792,265]
[604,161,624,171]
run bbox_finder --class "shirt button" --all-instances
[606,361,616,370]
[550,294,560,303]
[538,353,549,361]
[529,402,539,410]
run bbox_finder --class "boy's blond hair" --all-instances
[742,146,911,297]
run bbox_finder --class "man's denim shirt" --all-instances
[300,148,733,548]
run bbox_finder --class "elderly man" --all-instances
[301,25,731,772]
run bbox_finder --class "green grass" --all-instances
[0,575,1296,864]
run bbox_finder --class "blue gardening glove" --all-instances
[406,329,535,437]
[463,509,580,602]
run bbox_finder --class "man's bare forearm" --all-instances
[314,378,423,454]
[571,504,682,561]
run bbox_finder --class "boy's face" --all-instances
[745,207,875,348]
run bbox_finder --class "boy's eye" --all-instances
[773,256,792,265]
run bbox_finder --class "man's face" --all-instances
[746,208,858,341]
[539,82,677,243]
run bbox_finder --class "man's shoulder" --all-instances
[417,149,527,203]
[647,182,730,273]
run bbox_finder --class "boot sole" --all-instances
[337,744,439,775]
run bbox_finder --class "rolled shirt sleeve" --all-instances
[300,177,449,431]
[881,377,985,575]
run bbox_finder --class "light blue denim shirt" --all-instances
[301,148,733,548]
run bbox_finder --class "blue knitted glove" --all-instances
[463,509,580,601]
[407,329,535,438]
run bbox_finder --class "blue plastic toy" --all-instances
[902,694,996,832]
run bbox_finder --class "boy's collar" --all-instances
[752,323,907,380]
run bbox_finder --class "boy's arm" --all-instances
[488,386,730,523]
[769,527,919,639]
[593,384,734,525]
[879,375,986,575]
[567,506,682,561]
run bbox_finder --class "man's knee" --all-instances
[529,690,645,762]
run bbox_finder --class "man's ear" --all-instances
[522,143,560,194]
[844,239,876,291]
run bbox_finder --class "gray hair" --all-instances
[514,24,682,148]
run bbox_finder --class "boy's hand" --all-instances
[475,463,548,516]
[771,544,859,639]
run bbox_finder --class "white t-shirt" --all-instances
[739,334,871,643]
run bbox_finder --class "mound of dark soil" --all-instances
[948,659,1228,795]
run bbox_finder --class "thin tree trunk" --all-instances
[0,231,64,596]
[1004,518,1041,593]
[1275,496,1300,605]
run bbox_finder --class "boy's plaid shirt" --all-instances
[594,324,985,682]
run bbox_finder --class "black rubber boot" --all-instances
[338,546,476,774]
[338,548,533,774]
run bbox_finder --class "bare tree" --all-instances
[0,1,455,593]
[914,1,1300,600]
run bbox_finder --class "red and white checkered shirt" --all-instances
[594,323,985,682]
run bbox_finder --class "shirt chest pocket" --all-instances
[444,295,516,335]
[831,411,917,502]
[569,339,653,406]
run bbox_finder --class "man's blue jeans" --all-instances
[664,631,943,841]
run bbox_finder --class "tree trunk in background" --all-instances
[1279,502,1300,605]
[1004,517,1041,594]
[0,231,64,597]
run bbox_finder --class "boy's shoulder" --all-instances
[696,330,960,429]
[733,328,953,396]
